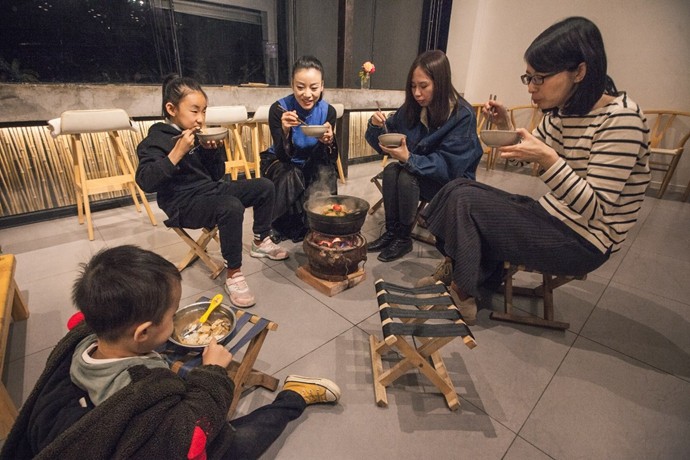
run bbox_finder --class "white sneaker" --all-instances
[224,272,256,308]
[251,236,289,261]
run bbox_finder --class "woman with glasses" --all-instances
[262,55,338,242]
[420,17,650,325]
[365,50,483,263]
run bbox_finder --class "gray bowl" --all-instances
[196,127,228,142]
[378,133,406,147]
[301,125,328,137]
[168,300,236,351]
[480,129,520,147]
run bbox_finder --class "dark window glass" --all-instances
[0,0,265,84]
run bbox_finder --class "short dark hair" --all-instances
[291,55,325,102]
[525,16,617,115]
[72,245,181,341]
[161,74,207,118]
[401,50,464,130]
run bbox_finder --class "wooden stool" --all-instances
[490,262,586,330]
[331,103,346,184]
[247,105,271,178]
[369,280,476,411]
[0,254,30,440]
[163,298,279,418]
[51,109,158,240]
[205,106,252,180]
[171,227,224,279]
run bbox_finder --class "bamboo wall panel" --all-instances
[1,116,370,218]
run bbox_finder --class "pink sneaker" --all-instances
[251,236,289,261]
[224,272,256,308]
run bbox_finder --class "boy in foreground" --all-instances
[1,245,340,460]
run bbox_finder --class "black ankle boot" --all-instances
[377,237,413,262]
[367,230,396,252]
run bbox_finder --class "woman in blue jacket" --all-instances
[365,50,483,262]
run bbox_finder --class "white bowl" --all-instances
[301,125,328,137]
[196,127,228,142]
[378,133,406,147]
[479,130,520,147]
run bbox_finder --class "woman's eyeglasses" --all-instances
[520,73,557,85]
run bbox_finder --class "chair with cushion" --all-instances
[644,110,690,198]
[246,105,271,178]
[49,109,157,240]
[205,105,252,180]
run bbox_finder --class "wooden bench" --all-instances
[0,254,30,440]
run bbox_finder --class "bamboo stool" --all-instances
[369,279,476,411]
[490,262,586,330]
[163,297,279,418]
[52,109,157,240]
[171,227,224,279]
[205,106,252,180]
[0,254,30,440]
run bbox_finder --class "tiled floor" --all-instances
[2,161,690,459]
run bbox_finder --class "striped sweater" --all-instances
[535,93,650,254]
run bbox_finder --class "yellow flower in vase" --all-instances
[358,61,375,89]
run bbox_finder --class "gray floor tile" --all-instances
[520,337,690,460]
[503,436,553,460]
[581,281,690,381]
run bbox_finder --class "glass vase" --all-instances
[360,74,371,90]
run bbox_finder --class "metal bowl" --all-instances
[304,195,370,235]
[168,300,236,351]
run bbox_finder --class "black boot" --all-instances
[377,237,413,262]
[367,229,396,252]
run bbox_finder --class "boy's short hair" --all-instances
[72,245,182,341]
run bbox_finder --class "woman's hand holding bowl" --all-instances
[498,128,558,170]
[379,136,410,163]
[317,122,334,145]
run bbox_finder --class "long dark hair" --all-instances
[161,74,207,118]
[525,16,618,115]
[291,55,325,102]
[72,245,181,341]
[400,50,463,130]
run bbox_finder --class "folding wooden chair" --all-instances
[51,109,157,240]
[369,279,476,411]
[247,105,271,178]
[205,106,252,180]
[163,298,279,418]
[170,226,224,279]
[490,262,586,330]
[331,103,347,184]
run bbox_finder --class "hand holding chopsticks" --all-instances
[276,105,307,126]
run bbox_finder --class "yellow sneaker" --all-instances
[282,375,341,405]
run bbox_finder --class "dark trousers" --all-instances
[382,162,442,234]
[423,179,609,298]
[175,178,275,269]
[224,390,306,459]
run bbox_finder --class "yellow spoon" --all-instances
[181,293,224,338]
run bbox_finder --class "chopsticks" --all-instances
[276,105,307,125]
[484,94,497,130]
[375,100,388,133]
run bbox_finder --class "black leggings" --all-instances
[381,162,442,231]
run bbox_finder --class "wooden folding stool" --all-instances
[163,300,279,418]
[490,262,586,330]
[369,279,477,411]
[171,226,224,279]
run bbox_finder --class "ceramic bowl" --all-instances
[378,133,406,147]
[479,130,520,147]
[196,127,228,142]
[168,300,236,351]
[301,125,328,137]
